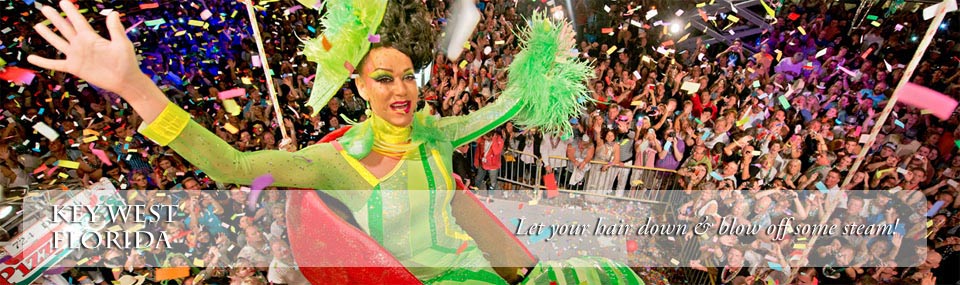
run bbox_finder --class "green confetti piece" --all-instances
[866,15,879,21]
[778,96,791,109]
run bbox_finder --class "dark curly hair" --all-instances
[360,0,437,71]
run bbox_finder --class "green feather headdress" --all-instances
[296,0,388,115]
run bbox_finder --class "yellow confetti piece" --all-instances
[187,20,205,27]
[927,220,933,227]
[606,45,618,55]
[797,26,806,35]
[459,60,468,69]
[58,173,69,179]
[494,40,505,45]
[463,41,472,50]
[174,30,186,37]
[223,99,241,116]
[57,160,80,169]
[776,50,783,62]
[193,258,205,267]
[759,0,776,18]
[696,2,706,7]
[241,77,252,85]
[727,15,740,23]
[82,136,98,143]
[224,123,239,134]
[128,223,145,232]
[871,21,881,27]
[793,243,807,249]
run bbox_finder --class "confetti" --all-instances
[680,81,701,94]
[200,9,213,20]
[223,123,239,134]
[645,9,658,20]
[33,122,59,141]
[894,82,959,120]
[368,34,381,43]
[56,160,80,169]
[440,0,481,60]
[91,148,113,166]
[0,67,37,85]
[218,88,246,100]
[251,173,275,191]
[927,201,945,217]
[222,99,241,116]
[140,3,160,10]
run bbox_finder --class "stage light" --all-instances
[940,23,948,30]
[670,21,683,34]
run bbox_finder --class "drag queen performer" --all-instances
[28,0,645,284]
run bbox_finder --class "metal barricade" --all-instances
[497,149,542,190]
[541,156,680,203]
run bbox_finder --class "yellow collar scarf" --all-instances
[370,114,414,158]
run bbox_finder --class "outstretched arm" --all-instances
[28,1,340,189]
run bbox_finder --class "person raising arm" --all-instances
[28,1,344,189]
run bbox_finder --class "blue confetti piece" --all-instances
[529,227,552,244]
[768,261,784,272]
[38,108,44,115]
[895,119,905,128]
[307,26,316,33]
[709,172,723,181]
[927,200,945,217]
[815,181,828,193]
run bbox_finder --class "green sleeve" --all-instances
[437,96,521,148]
[142,104,344,189]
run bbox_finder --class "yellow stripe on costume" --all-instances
[332,141,379,187]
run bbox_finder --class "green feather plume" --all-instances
[297,0,388,115]
[501,13,594,138]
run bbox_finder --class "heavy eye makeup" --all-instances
[369,69,416,83]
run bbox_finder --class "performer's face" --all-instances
[356,47,420,127]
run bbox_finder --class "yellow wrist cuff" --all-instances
[139,103,190,146]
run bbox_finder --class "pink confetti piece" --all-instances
[217,88,246,100]
[200,9,213,20]
[286,5,304,14]
[303,74,316,84]
[125,19,145,34]
[896,82,959,120]
[91,148,113,166]
[368,34,381,43]
[251,173,274,191]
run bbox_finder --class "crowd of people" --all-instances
[1,0,960,284]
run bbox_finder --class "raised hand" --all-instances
[28,1,140,93]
